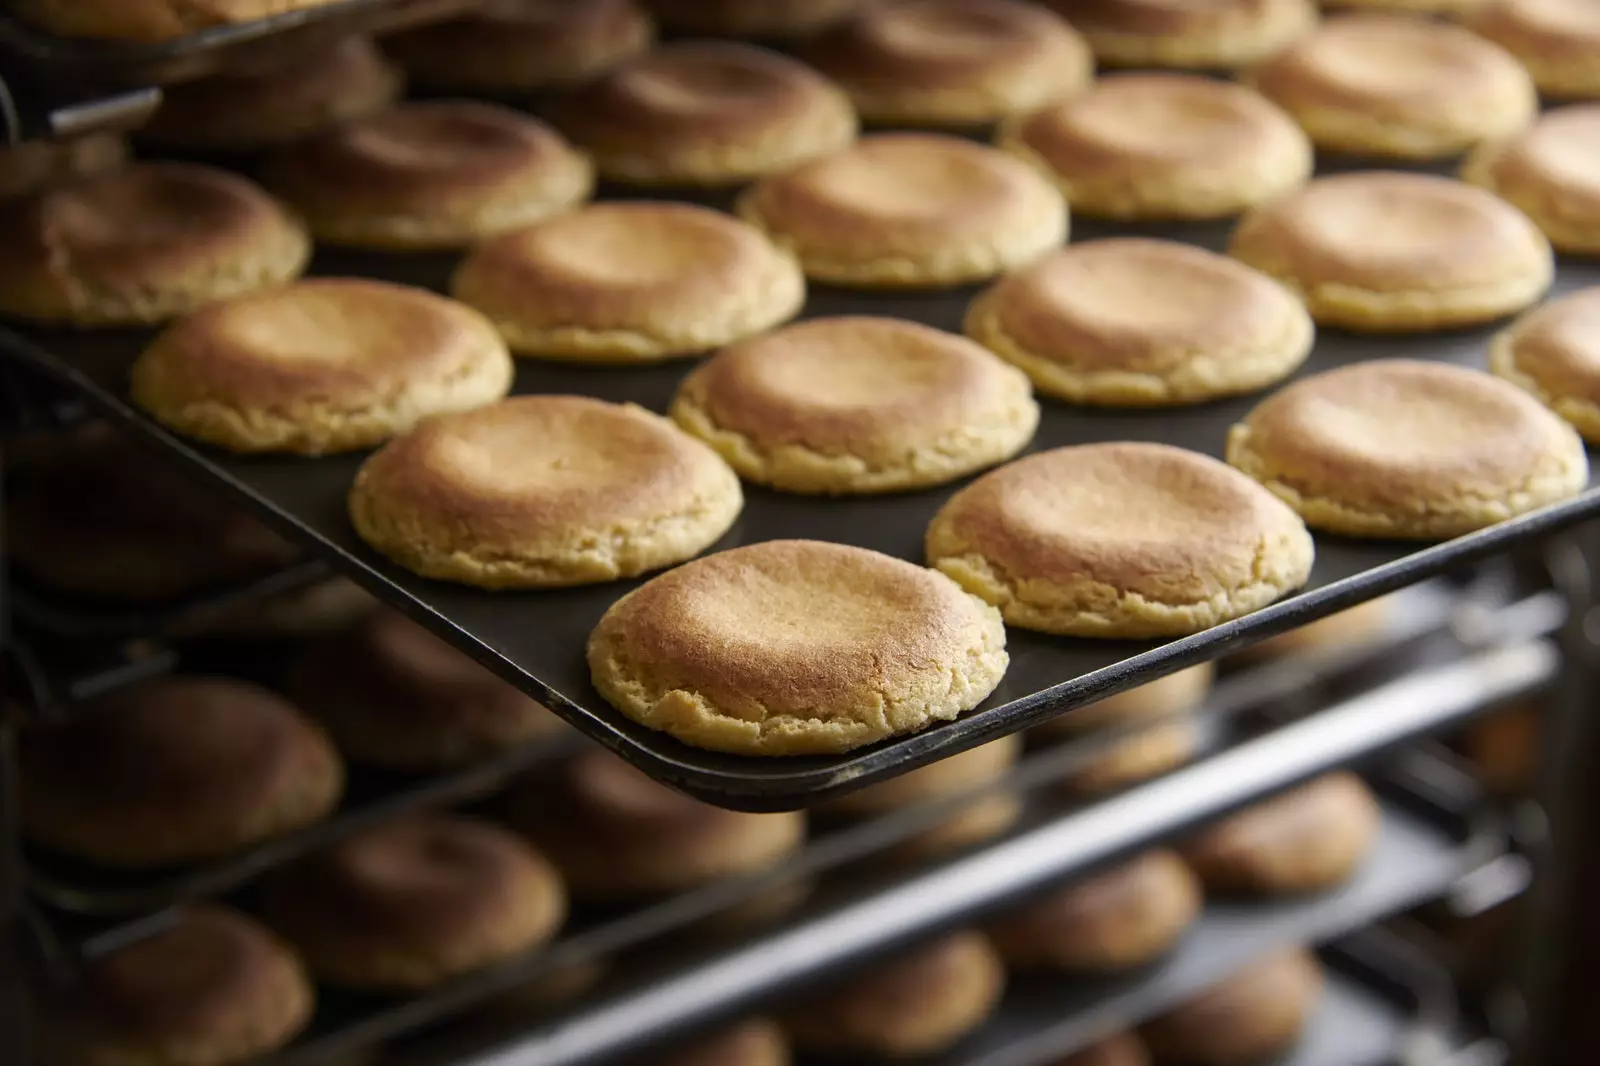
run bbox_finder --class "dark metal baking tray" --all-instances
[4,183,1596,810]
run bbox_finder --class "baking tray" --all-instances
[5,171,1597,810]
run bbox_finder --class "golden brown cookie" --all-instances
[130,279,514,456]
[987,850,1202,972]
[1183,773,1382,895]
[289,609,566,770]
[737,132,1066,288]
[926,442,1315,638]
[1323,0,1486,12]
[1047,0,1318,70]
[662,1020,791,1066]
[265,815,566,991]
[7,0,341,41]
[588,539,1009,755]
[802,0,1093,128]
[20,677,343,868]
[965,238,1313,404]
[1247,14,1537,161]
[998,74,1312,221]
[1226,359,1588,539]
[1065,719,1204,795]
[1140,950,1325,1065]
[451,201,804,362]
[642,0,865,37]
[0,162,308,327]
[1490,287,1600,441]
[1463,105,1600,256]
[1466,0,1600,101]
[383,0,654,93]
[783,932,1005,1058]
[671,316,1038,494]
[1033,665,1214,741]
[39,906,313,1066]
[184,576,379,641]
[139,36,403,151]
[349,395,743,588]
[0,133,125,200]
[1051,1034,1152,1066]
[264,100,592,251]
[1228,171,1554,331]
[1234,596,1392,661]
[506,747,805,902]
[553,42,857,187]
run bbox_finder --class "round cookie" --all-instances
[965,239,1313,404]
[1046,0,1319,70]
[289,609,566,770]
[130,279,513,456]
[998,75,1312,221]
[20,676,343,868]
[1065,718,1203,795]
[987,850,1201,973]
[663,1020,791,1066]
[1466,0,1600,101]
[5,423,300,604]
[1140,950,1325,1065]
[451,201,804,362]
[801,0,1094,128]
[1226,359,1588,539]
[186,576,379,641]
[506,747,805,902]
[1463,105,1600,256]
[553,42,857,187]
[0,162,308,327]
[1323,0,1485,11]
[925,442,1315,639]
[1032,664,1213,741]
[782,932,1005,1058]
[1227,171,1554,331]
[0,133,125,200]
[349,395,743,589]
[1234,595,1392,661]
[587,540,1009,755]
[6,0,343,41]
[1490,287,1600,441]
[383,0,654,93]
[1247,14,1537,161]
[39,906,313,1066]
[1184,773,1381,895]
[139,36,403,152]
[670,316,1038,495]
[641,0,865,37]
[265,814,566,991]
[737,132,1066,288]
[264,100,592,251]
[1052,1035,1152,1066]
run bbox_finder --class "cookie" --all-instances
[1184,773,1381,895]
[1234,595,1392,661]
[1032,664,1213,741]
[802,0,1093,128]
[553,41,857,187]
[737,132,1066,288]
[266,815,566,990]
[7,0,340,41]
[0,162,308,327]
[783,932,1004,1058]
[641,0,864,37]
[926,442,1315,638]
[0,133,125,200]
[1065,719,1203,795]
[988,850,1202,972]
[506,748,806,902]
[1490,288,1600,442]
[186,576,378,640]
[998,74,1312,221]
[662,1020,791,1066]
[1140,950,1325,1065]
[349,395,742,588]
[1466,0,1600,101]
[1322,0,1485,12]
[130,279,513,456]
[383,0,653,93]
[1247,14,1537,160]
[20,677,343,868]
[289,609,566,770]
[39,906,312,1066]
[1052,1035,1152,1066]
[587,539,1009,755]
[1228,171,1554,331]
[1463,105,1600,256]
[264,100,592,251]
[671,316,1038,494]
[139,36,402,151]
[1227,359,1588,539]
[1046,0,1318,70]
[965,239,1313,404]
[451,201,804,362]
